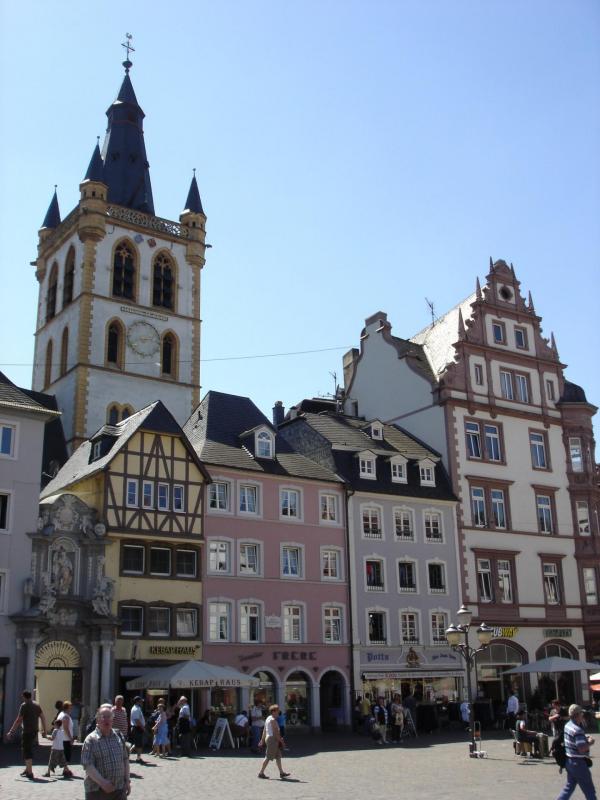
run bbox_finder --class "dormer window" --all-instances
[92,440,102,461]
[390,456,407,483]
[256,430,274,459]
[419,459,436,487]
[371,423,383,440]
[359,452,376,479]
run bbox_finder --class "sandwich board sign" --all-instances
[209,717,235,751]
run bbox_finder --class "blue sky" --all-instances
[1,0,598,439]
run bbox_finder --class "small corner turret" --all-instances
[180,171,207,269]
[78,140,108,245]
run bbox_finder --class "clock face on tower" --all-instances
[127,320,160,357]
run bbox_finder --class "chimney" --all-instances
[272,401,285,426]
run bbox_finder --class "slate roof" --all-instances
[559,381,588,404]
[41,400,207,499]
[0,371,57,417]
[410,294,476,379]
[184,391,344,484]
[280,411,456,501]
[19,388,68,486]
[184,174,204,214]
[41,189,61,229]
[84,142,105,182]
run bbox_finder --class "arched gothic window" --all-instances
[44,339,53,389]
[112,241,136,300]
[46,263,58,322]
[63,248,75,307]
[121,406,133,420]
[152,253,175,309]
[161,333,177,378]
[60,327,69,376]
[106,321,124,369]
[108,405,119,425]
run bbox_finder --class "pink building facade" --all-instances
[185,392,351,731]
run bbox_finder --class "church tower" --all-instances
[32,53,207,451]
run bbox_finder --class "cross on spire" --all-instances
[121,33,135,72]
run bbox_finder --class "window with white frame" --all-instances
[121,605,143,635]
[148,607,170,637]
[320,493,338,522]
[282,605,303,642]
[209,481,229,511]
[281,488,300,519]
[150,547,171,576]
[123,544,145,574]
[515,373,530,403]
[401,611,419,644]
[546,379,556,402]
[424,511,443,542]
[543,563,561,605]
[474,363,484,386]
[282,545,302,578]
[471,487,487,527]
[576,501,590,535]
[176,608,198,637]
[92,440,102,461]
[491,489,507,529]
[500,370,514,400]
[370,423,383,440]
[359,453,376,479]
[569,438,583,472]
[0,424,15,457]
[256,430,273,459]
[126,480,138,507]
[157,483,169,510]
[390,457,407,483]
[366,559,385,591]
[175,549,197,578]
[362,507,382,538]
[431,612,447,644]
[208,541,231,573]
[240,603,261,642]
[398,561,417,593]
[173,485,185,512]
[239,484,258,514]
[530,432,548,469]
[208,602,230,641]
[536,494,554,534]
[492,321,506,344]
[428,562,446,593]
[323,606,343,643]
[583,568,598,606]
[321,548,341,579]
[394,508,414,540]
[477,559,493,603]
[497,559,513,603]
[0,493,10,531]
[514,327,528,349]
[368,610,387,644]
[419,462,436,486]
[484,424,502,461]
[466,421,482,458]
[142,481,154,509]
[239,543,260,575]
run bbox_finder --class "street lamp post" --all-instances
[446,605,494,757]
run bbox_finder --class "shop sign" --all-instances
[543,628,572,638]
[363,672,404,680]
[265,615,282,628]
[147,645,200,656]
[492,626,519,638]
[367,652,390,662]
[273,651,316,661]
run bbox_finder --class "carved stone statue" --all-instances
[92,557,114,617]
[52,547,74,595]
[38,572,57,614]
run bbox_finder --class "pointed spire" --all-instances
[84,139,105,182]
[489,256,493,270]
[100,60,154,214]
[550,332,558,354]
[510,262,516,278]
[476,276,482,299]
[41,187,61,229]
[528,290,535,313]
[183,170,204,214]
[457,308,466,340]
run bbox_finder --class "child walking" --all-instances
[43,719,72,778]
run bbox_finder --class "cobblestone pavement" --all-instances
[0,731,572,800]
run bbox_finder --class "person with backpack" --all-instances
[556,704,596,800]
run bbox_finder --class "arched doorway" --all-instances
[535,641,579,705]
[35,640,82,725]
[474,641,526,710]
[320,670,345,731]
[284,671,311,731]
[251,670,277,708]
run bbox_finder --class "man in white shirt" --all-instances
[506,692,519,731]
[176,696,192,756]
[250,702,265,752]
[130,697,146,763]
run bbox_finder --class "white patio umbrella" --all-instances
[590,672,600,682]
[126,659,260,690]
[504,656,600,699]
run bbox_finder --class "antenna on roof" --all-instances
[425,297,436,326]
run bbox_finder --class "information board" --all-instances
[209,717,235,751]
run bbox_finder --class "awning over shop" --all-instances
[126,660,260,690]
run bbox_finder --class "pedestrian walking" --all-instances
[43,718,68,778]
[56,699,74,777]
[372,696,388,744]
[6,690,48,780]
[152,703,169,757]
[556,704,597,800]
[257,704,290,780]
[506,691,519,731]
[81,704,131,799]
[250,699,266,751]
[130,696,146,764]
[112,695,129,739]
[390,694,405,743]
[175,696,192,756]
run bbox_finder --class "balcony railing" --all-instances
[363,527,382,539]
[367,583,385,592]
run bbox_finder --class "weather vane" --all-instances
[121,33,135,72]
